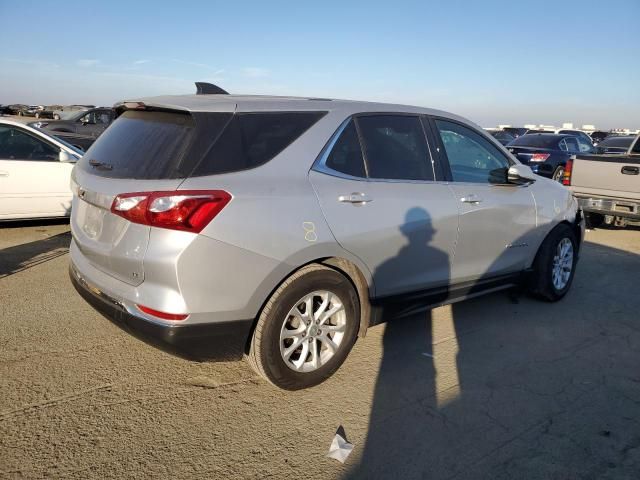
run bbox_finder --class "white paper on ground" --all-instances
[326,430,354,463]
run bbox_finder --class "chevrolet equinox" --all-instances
[69,90,584,390]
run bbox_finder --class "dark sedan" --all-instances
[28,107,114,150]
[507,133,594,181]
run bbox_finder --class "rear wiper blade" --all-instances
[89,159,113,170]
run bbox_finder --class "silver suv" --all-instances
[69,91,584,390]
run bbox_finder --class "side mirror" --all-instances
[507,164,536,185]
[59,150,77,163]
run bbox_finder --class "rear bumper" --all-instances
[70,263,253,361]
[575,196,640,220]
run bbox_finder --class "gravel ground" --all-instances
[1,221,639,479]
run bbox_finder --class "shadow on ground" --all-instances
[347,238,640,479]
[0,230,71,278]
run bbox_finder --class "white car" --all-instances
[0,119,83,220]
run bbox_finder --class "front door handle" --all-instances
[0,171,8,177]
[338,192,373,206]
[460,194,482,204]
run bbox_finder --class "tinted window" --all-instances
[78,110,199,179]
[325,120,366,177]
[193,112,325,176]
[0,126,59,161]
[510,134,564,149]
[632,137,640,154]
[560,137,580,153]
[598,136,634,148]
[356,115,432,181]
[435,119,510,183]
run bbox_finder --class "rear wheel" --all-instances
[247,264,359,390]
[528,224,577,301]
[552,166,565,182]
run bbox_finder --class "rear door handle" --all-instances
[460,194,483,204]
[338,192,373,206]
[621,166,639,175]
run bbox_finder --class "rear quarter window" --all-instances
[191,112,326,176]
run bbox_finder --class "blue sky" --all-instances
[1,0,638,129]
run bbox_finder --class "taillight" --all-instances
[530,153,550,162]
[562,158,573,186]
[136,304,188,321]
[111,190,231,233]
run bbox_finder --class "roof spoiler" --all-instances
[195,82,229,95]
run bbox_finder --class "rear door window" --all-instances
[356,115,433,181]
[324,120,366,178]
[192,112,326,176]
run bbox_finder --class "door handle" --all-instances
[460,194,482,204]
[338,192,373,206]
[0,171,8,177]
[621,166,639,175]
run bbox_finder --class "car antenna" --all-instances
[195,82,229,95]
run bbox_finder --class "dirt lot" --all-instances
[1,222,639,479]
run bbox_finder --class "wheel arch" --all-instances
[243,255,375,355]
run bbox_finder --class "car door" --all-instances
[309,114,459,298]
[0,125,74,219]
[428,117,537,283]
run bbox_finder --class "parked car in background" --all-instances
[590,130,610,145]
[502,127,528,138]
[69,89,583,390]
[0,119,82,220]
[50,104,95,120]
[556,129,594,150]
[593,135,637,154]
[566,134,640,227]
[29,107,114,150]
[507,133,594,181]
[490,130,516,145]
[18,105,44,117]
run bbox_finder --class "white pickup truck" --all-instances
[565,134,640,227]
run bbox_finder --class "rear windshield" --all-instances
[78,110,199,179]
[79,110,325,179]
[510,135,561,148]
[598,136,634,148]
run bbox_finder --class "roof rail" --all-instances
[195,82,229,95]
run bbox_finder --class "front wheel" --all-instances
[247,264,359,390]
[528,224,578,301]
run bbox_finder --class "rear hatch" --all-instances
[71,108,231,285]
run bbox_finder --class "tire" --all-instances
[585,212,604,229]
[247,264,360,390]
[528,224,578,302]
[552,166,565,182]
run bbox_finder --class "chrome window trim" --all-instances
[311,114,438,184]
